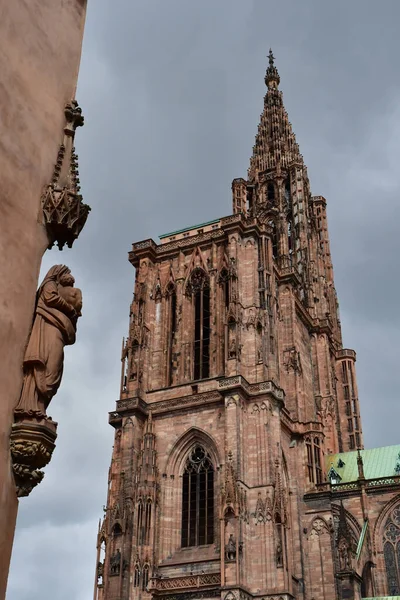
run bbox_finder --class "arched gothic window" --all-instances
[306,436,323,485]
[137,497,152,546]
[133,563,140,588]
[142,563,150,591]
[181,445,214,547]
[137,500,144,545]
[219,268,230,310]
[144,499,152,546]
[383,507,400,595]
[166,283,177,386]
[189,269,210,380]
[269,221,278,260]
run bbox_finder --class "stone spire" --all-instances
[248,50,303,181]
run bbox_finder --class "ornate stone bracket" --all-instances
[10,417,57,497]
[41,100,90,249]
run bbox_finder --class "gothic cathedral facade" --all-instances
[94,52,400,600]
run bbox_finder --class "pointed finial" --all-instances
[265,48,280,90]
[357,448,365,479]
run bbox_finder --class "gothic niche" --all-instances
[41,100,90,250]
[11,265,82,497]
[110,549,122,576]
[228,316,237,359]
[130,339,139,380]
[224,507,236,561]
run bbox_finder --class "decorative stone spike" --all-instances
[41,99,91,250]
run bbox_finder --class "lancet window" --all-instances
[137,498,152,546]
[142,563,150,591]
[189,269,210,380]
[166,283,177,386]
[383,508,400,595]
[133,564,140,588]
[181,445,214,547]
[306,436,323,485]
[219,268,230,310]
[269,220,278,260]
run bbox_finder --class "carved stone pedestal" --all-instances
[10,417,57,497]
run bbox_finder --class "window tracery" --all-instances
[383,507,400,594]
[188,269,210,380]
[181,445,214,547]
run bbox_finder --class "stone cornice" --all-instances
[128,213,274,268]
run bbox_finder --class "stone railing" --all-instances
[217,375,284,400]
[336,348,356,360]
[152,573,220,591]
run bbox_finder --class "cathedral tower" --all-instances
[94,52,400,600]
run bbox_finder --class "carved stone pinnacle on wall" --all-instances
[41,100,91,250]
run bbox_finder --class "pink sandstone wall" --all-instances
[0,1,87,596]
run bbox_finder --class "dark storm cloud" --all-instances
[7,1,400,598]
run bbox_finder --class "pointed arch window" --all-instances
[137,497,152,546]
[269,221,278,260]
[142,563,150,591]
[130,339,139,380]
[144,499,152,545]
[166,283,177,386]
[305,436,323,485]
[219,268,230,310]
[133,563,140,588]
[181,445,214,547]
[383,509,400,595]
[189,269,210,380]
[137,499,144,545]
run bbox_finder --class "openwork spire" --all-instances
[248,50,303,181]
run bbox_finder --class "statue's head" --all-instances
[42,265,74,287]
[59,272,75,287]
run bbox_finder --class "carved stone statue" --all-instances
[338,538,351,571]
[276,540,283,567]
[225,534,237,561]
[15,265,82,417]
[110,549,121,575]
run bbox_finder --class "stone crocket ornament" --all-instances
[10,265,82,496]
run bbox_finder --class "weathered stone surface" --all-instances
[0,1,87,596]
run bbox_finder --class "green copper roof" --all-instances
[159,219,220,239]
[326,445,400,484]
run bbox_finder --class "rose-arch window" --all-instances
[383,508,400,595]
[181,445,214,547]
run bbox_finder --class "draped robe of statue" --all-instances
[15,265,82,417]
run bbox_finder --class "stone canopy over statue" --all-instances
[11,265,82,497]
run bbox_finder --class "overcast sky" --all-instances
[7,1,400,598]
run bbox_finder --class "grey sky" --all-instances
[7,1,400,598]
